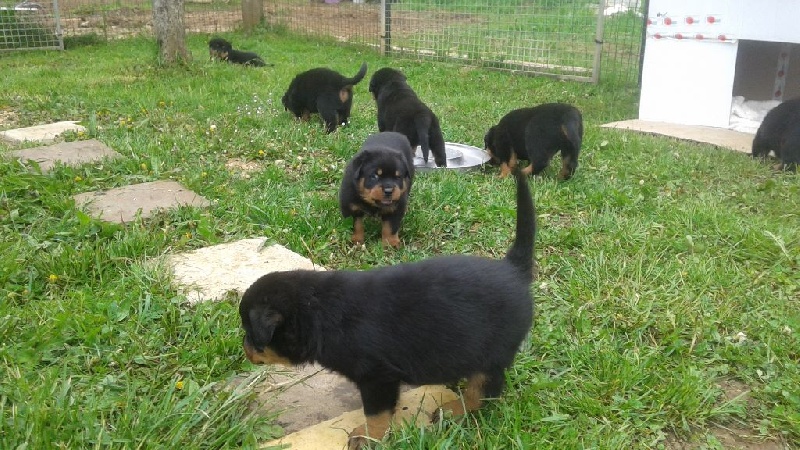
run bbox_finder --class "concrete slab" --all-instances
[7,139,121,172]
[602,119,755,154]
[256,364,363,435]
[73,180,210,224]
[262,384,458,449]
[166,239,323,304]
[0,121,86,144]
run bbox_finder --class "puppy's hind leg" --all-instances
[349,380,400,450]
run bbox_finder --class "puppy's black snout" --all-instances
[382,186,394,197]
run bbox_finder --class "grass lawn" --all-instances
[1,30,798,449]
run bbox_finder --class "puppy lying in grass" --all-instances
[282,62,368,133]
[752,96,800,171]
[485,103,583,180]
[339,132,415,248]
[240,170,536,449]
[368,67,447,167]
[208,37,270,67]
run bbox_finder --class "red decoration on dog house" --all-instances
[685,15,700,25]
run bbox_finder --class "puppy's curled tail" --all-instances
[504,168,536,282]
[345,62,368,86]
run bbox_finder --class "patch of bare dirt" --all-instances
[0,108,19,128]
[662,426,788,450]
[225,157,262,178]
[662,379,789,450]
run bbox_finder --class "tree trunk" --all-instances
[242,0,264,31]
[153,0,191,64]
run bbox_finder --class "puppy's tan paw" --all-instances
[381,235,401,248]
[347,435,370,450]
[348,424,380,450]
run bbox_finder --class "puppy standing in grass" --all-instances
[752,96,800,171]
[484,103,583,180]
[240,170,536,449]
[281,62,368,133]
[368,67,448,167]
[208,37,270,67]
[339,132,415,248]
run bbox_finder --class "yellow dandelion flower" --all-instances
[175,380,184,390]
[74,176,82,182]
[48,274,59,283]
[258,149,265,156]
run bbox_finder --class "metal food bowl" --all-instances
[413,142,491,172]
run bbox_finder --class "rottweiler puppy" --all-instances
[339,132,415,248]
[752,96,800,171]
[240,169,535,449]
[281,62,368,133]
[484,103,583,180]
[368,67,447,167]
[208,37,270,67]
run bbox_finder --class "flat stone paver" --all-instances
[602,119,754,154]
[263,384,458,449]
[0,121,85,144]
[74,180,210,224]
[8,139,121,172]
[166,239,323,304]
[255,364,363,435]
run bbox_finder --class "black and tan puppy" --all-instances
[368,67,447,167]
[281,62,368,133]
[240,170,536,449]
[752,96,800,171]
[208,37,270,67]
[339,132,415,248]
[484,103,583,180]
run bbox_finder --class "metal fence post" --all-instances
[638,0,650,86]
[381,0,391,56]
[591,2,606,84]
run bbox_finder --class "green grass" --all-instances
[1,31,799,449]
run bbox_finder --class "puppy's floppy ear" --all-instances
[247,308,283,347]
[351,151,372,181]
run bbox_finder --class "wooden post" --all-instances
[242,0,264,31]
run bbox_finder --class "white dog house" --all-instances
[639,0,800,132]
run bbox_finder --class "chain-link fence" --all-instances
[1,0,63,50]
[2,0,646,86]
